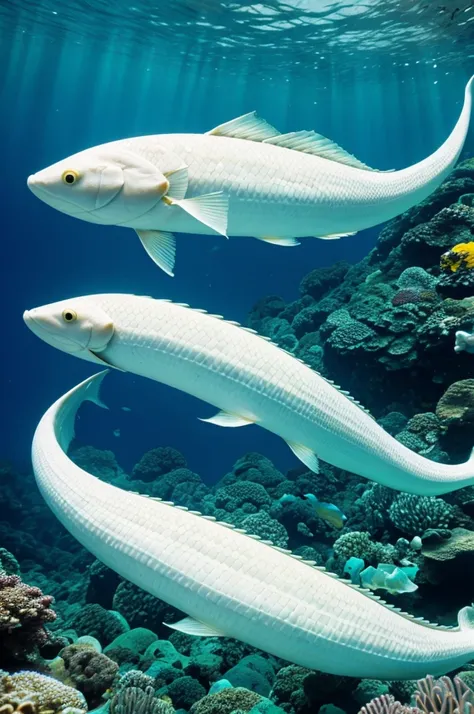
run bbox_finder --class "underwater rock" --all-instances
[421,527,474,561]
[0,670,87,714]
[0,573,56,666]
[132,447,187,482]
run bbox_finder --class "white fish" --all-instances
[27,78,473,276]
[23,293,474,496]
[32,370,474,679]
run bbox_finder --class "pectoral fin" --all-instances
[87,350,125,372]
[163,192,229,238]
[256,236,300,247]
[286,441,320,473]
[164,616,225,637]
[136,229,176,276]
[199,410,256,427]
[316,232,357,240]
[164,166,189,200]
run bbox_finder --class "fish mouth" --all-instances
[26,174,94,217]
[23,309,83,353]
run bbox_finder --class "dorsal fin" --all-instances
[206,111,280,142]
[263,130,390,173]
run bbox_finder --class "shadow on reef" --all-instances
[4,162,474,713]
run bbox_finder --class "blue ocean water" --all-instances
[1,0,473,482]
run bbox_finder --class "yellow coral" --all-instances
[440,242,474,272]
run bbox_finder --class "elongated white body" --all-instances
[24,294,474,496]
[27,78,473,275]
[32,372,474,679]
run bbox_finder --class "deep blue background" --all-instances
[1,29,473,481]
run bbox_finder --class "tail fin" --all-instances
[392,76,474,203]
[458,605,474,630]
[55,371,109,451]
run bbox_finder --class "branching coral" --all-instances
[414,675,474,714]
[110,686,174,714]
[0,574,56,665]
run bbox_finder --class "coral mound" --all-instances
[0,574,56,665]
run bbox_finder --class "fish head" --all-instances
[23,296,115,365]
[27,145,170,225]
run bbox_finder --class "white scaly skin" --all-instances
[27,78,473,241]
[32,371,474,679]
[24,294,474,496]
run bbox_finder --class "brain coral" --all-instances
[389,494,454,536]
[0,574,56,665]
[0,671,87,714]
[132,447,187,482]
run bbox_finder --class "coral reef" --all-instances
[0,575,56,666]
[6,162,474,714]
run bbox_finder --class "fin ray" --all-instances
[207,111,280,141]
[136,229,176,276]
[199,410,256,427]
[286,441,320,473]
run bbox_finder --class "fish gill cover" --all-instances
[2,0,474,712]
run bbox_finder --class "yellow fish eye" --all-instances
[62,169,79,185]
[62,309,77,323]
